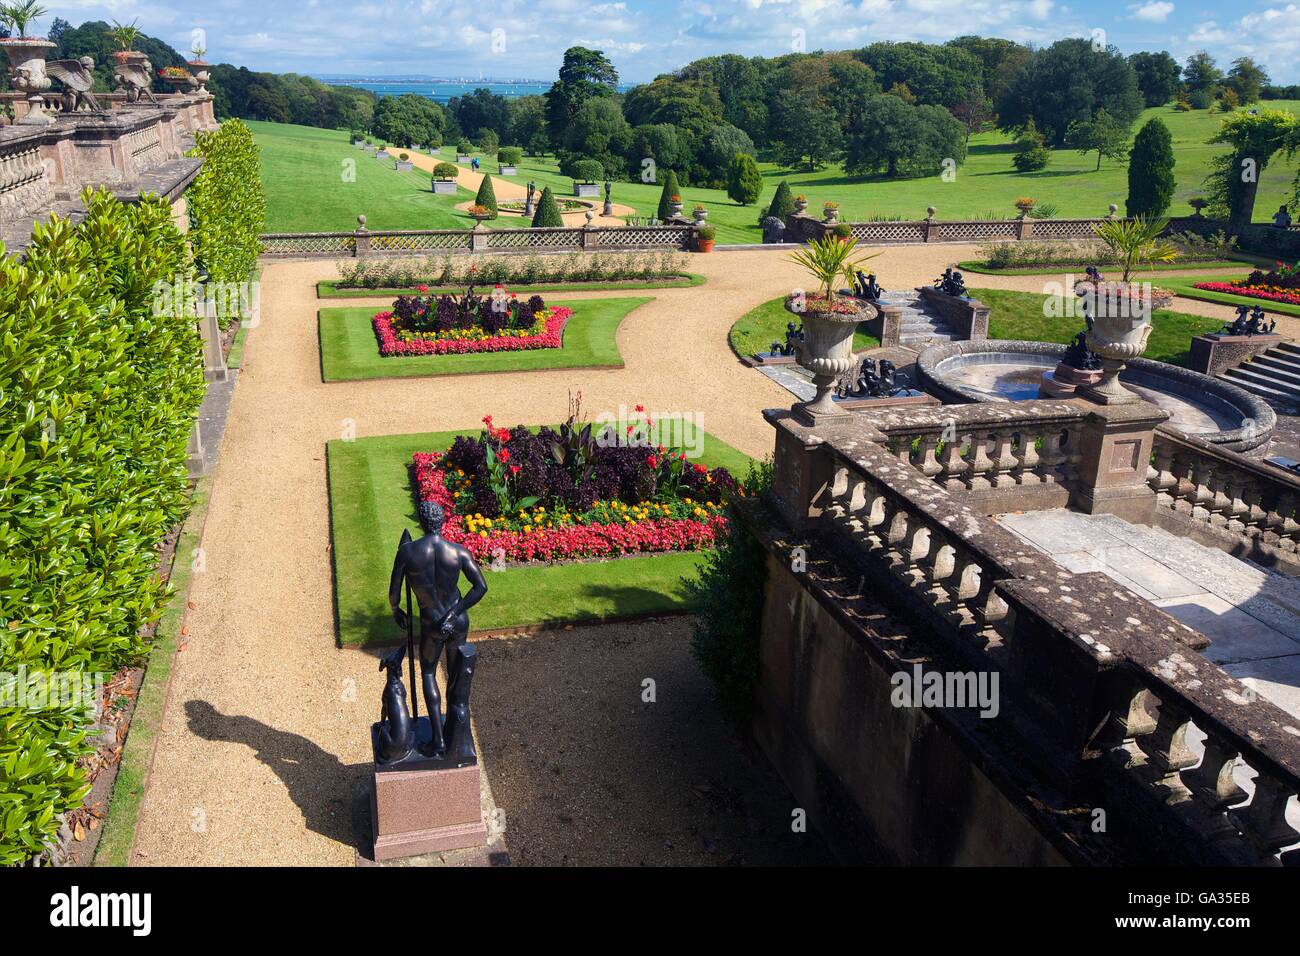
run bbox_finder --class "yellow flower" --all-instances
[479,531,488,538]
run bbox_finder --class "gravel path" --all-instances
[128,244,1267,865]
[399,147,637,226]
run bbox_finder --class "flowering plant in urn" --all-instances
[1074,277,1172,403]
[786,236,879,419]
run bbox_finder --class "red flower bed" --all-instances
[412,450,728,563]
[373,306,571,356]
[1192,282,1300,307]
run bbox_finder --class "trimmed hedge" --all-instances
[656,169,681,220]
[474,174,499,218]
[497,147,523,166]
[187,119,266,286]
[571,158,603,184]
[532,186,563,227]
[433,162,460,180]
[0,189,206,865]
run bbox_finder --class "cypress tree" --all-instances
[766,179,796,221]
[474,174,498,218]
[532,186,563,227]
[1126,118,1176,218]
[727,154,763,206]
[656,170,681,220]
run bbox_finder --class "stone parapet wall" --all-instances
[756,403,1300,864]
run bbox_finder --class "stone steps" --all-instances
[1251,351,1300,377]
[1219,361,1300,402]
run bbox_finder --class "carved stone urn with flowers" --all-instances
[785,236,880,422]
[0,2,58,126]
[1075,278,1172,404]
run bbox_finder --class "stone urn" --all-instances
[823,205,839,224]
[187,60,211,96]
[793,197,808,215]
[1077,280,1170,404]
[160,71,195,94]
[787,295,875,421]
[1,38,57,126]
[669,199,684,219]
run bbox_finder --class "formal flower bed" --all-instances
[372,285,572,356]
[1194,263,1300,306]
[410,400,738,563]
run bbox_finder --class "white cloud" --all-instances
[1129,1,1173,22]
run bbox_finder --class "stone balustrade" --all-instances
[763,403,1300,863]
[1149,430,1300,569]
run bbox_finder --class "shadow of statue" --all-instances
[184,699,366,848]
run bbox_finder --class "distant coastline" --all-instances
[314,76,632,102]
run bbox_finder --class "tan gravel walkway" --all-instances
[127,243,1268,865]
[401,147,636,226]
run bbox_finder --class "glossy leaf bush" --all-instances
[187,118,266,286]
[0,189,205,864]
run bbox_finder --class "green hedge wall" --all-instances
[0,189,206,865]
[187,119,266,285]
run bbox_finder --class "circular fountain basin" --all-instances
[917,340,1274,451]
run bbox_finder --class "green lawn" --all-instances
[249,120,474,231]
[327,428,755,645]
[976,287,1223,367]
[254,103,1299,241]
[315,274,705,298]
[957,258,1258,276]
[1150,273,1300,319]
[728,295,880,359]
[318,296,649,381]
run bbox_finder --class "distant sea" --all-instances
[315,77,631,103]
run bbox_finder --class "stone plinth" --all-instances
[1039,363,1103,398]
[371,719,487,862]
[1188,332,1286,377]
[1068,399,1169,524]
[917,285,989,341]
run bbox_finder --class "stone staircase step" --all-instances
[1251,352,1300,381]
[1275,341,1300,359]
[1220,367,1300,401]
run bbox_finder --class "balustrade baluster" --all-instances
[964,434,994,491]
[940,438,968,492]
[990,430,1018,488]
[917,435,943,480]
[1013,431,1042,485]
[1182,733,1247,839]
[1136,700,1198,799]
[1229,776,1300,856]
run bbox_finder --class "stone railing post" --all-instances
[199,298,227,383]
[1015,215,1033,241]
[354,214,370,257]
[186,419,205,477]
[580,210,597,250]
[923,206,937,242]
[764,409,881,532]
[1069,400,1169,523]
[470,221,490,253]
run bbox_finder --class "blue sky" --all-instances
[47,0,1300,83]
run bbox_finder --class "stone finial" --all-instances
[927,206,937,220]
[357,214,368,231]
[585,209,594,224]
[1108,203,1118,218]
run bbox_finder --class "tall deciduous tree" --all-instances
[1226,57,1269,105]
[1128,51,1182,107]
[544,46,618,145]
[768,89,840,171]
[1066,108,1131,170]
[998,38,1143,146]
[1183,51,1223,100]
[844,95,966,178]
[1206,108,1300,232]
[1126,118,1176,217]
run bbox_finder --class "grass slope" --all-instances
[728,295,880,359]
[327,428,755,644]
[253,103,1299,240]
[318,296,649,381]
[975,287,1223,367]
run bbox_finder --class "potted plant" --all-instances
[467,203,491,223]
[158,65,194,93]
[786,236,880,419]
[187,42,210,95]
[1189,197,1208,217]
[831,222,853,243]
[108,19,144,63]
[696,224,716,253]
[376,143,389,158]
[0,1,56,125]
[571,159,603,197]
[432,162,459,194]
[395,151,413,171]
[793,194,809,215]
[669,193,684,218]
[692,203,708,223]
[1014,196,1037,217]
[498,146,522,176]
[456,140,473,163]
[822,200,839,223]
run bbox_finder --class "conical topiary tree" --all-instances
[765,179,795,222]
[727,153,763,206]
[475,174,498,219]
[532,186,563,227]
[1126,117,1176,218]
[656,170,681,220]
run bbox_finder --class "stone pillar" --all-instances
[922,207,937,242]
[199,302,227,382]
[1015,216,1034,240]
[470,222,490,253]
[354,215,370,256]
[1068,399,1169,524]
[764,408,867,532]
[186,419,206,478]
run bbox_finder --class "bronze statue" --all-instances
[379,500,487,765]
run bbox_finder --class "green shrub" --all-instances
[456,139,473,155]
[531,186,563,227]
[685,461,772,721]
[474,175,498,218]
[698,224,717,241]
[760,179,795,224]
[475,128,499,154]
[0,189,205,865]
[1127,117,1176,218]
[726,153,763,206]
[433,162,459,180]
[497,147,522,166]
[656,169,681,220]
[187,119,265,285]
[571,158,603,183]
